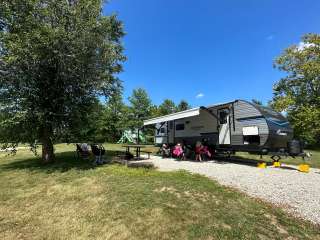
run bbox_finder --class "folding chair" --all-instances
[76,143,90,160]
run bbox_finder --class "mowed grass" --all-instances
[0,144,319,240]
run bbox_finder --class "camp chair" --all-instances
[76,143,90,160]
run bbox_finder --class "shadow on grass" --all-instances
[0,150,125,174]
[3,150,301,174]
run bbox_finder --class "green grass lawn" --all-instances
[0,144,319,239]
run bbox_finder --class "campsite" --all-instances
[1,0,320,239]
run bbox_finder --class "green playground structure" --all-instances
[117,129,146,144]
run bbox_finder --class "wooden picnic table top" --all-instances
[122,144,147,148]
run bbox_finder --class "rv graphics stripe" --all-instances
[236,116,289,127]
[265,118,290,126]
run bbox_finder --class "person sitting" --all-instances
[201,139,213,160]
[160,143,171,158]
[91,144,106,165]
[182,140,193,159]
[181,143,188,160]
[172,143,184,160]
[195,141,203,162]
[202,145,212,160]
[81,143,89,152]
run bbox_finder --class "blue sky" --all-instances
[103,0,320,107]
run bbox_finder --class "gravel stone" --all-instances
[141,156,320,225]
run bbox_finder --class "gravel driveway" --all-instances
[144,156,320,225]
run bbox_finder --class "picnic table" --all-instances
[122,144,151,160]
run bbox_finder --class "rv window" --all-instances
[176,124,185,131]
[219,111,228,124]
[169,121,173,129]
[160,128,165,133]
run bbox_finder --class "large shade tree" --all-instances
[272,34,320,145]
[0,0,125,162]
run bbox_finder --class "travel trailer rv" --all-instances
[144,100,302,156]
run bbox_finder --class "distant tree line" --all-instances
[82,88,191,143]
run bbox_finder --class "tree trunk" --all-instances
[41,126,55,163]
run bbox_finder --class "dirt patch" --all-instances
[154,186,181,198]
[264,213,289,235]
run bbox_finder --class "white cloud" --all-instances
[196,93,204,99]
[266,35,274,41]
[296,42,315,51]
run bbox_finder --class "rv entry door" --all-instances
[218,109,231,145]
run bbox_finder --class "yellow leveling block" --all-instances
[273,161,281,168]
[257,162,266,169]
[298,164,310,173]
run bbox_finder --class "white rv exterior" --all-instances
[153,108,217,145]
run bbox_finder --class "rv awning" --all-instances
[143,107,200,126]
